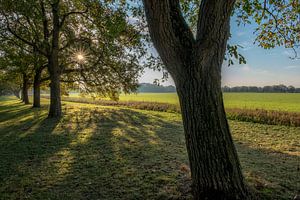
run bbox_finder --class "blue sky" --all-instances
[139,17,300,87]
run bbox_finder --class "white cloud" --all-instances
[285,65,299,69]
[242,64,251,72]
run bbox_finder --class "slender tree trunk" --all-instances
[22,73,30,105]
[33,69,41,108]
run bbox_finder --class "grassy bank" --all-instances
[0,97,299,199]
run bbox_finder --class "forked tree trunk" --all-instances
[22,74,30,105]
[33,69,41,108]
[143,0,251,199]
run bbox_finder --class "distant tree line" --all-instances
[137,83,176,93]
[222,84,300,93]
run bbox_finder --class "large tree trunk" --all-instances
[47,1,62,118]
[33,69,41,108]
[175,59,249,199]
[22,73,30,105]
[142,0,251,199]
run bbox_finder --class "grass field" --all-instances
[0,96,299,199]
[69,93,300,112]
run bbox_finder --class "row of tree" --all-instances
[1,0,299,199]
[223,85,300,93]
[137,83,176,93]
[0,0,153,117]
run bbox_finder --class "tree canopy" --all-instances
[0,0,154,113]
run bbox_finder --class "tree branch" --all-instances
[142,0,195,75]
[196,0,235,46]
[60,8,88,28]
[4,15,47,56]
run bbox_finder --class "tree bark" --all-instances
[176,60,249,199]
[33,69,41,108]
[143,0,251,199]
[22,73,30,105]
[47,1,62,118]
[48,67,61,118]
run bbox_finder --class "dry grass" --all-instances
[226,108,300,127]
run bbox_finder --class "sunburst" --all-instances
[70,47,89,64]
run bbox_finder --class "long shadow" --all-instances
[0,100,75,199]
[236,143,300,200]
[0,102,298,200]
[45,108,299,200]
[15,107,190,200]
[0,102,31,122]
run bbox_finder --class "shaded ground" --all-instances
[0,97,299,200]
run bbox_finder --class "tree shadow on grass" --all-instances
[0,102,298,200]
[47,107,300,200]
[236,143,299,200]
[0,101,32,122]
[0,101,75,199]
[0,106,190,200]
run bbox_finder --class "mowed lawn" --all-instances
[0,97,299,200]
[90,93,300,112]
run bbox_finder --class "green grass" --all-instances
[224,93,300,112]
[0,96,299,199]
[117,93,179,105]
[71,93,300,112]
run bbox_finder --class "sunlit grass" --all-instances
[67,92,300,112]
[0,96,299,199]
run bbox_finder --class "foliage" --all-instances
[59,0,145,99]
[128,0,300,70]
[0,0,153,104]
[0,36,33,97]
[235,0,300,58]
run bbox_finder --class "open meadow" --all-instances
[68,92,300,112]
[62,93,300,127]
[0,96,299,200]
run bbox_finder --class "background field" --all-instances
[0,97,299,200]
[68,93,300,112]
